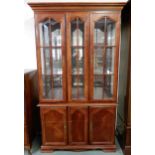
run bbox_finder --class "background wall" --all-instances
[24,1,36,69]
[117,1,130,135]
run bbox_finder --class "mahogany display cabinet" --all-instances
[28,2,127,152]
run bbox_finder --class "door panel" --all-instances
[90,13,120,101]
[66,12,89,101]
[89,106,116,144]
[36,13,66,101]
[41,107,67,145]
[68,107,88,144]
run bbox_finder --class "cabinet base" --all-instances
[24,146,32,155]
[24,145,31,150]
[41,144,116,153]
[124,146,131,155]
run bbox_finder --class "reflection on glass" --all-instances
[40,18,63,100]
[72,48,84,74]
[105,47,114,73]
[94,47,104,74]
[72,75,84,99]
[71,18,85,99]
[39,19,62,47]
[52,48,62,74]
[94,75,113,99]
[41,47,63,99]
[94,18,105,46]
[93,17,115,99]
[51,19,61,46]
[71,19,84,46]
[41,48,51,75]
[107,19,115,46]
[39,19,50,46]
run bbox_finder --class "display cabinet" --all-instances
[28,2,126,152]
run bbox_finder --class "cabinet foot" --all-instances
[41,144,116,152]
[41,147,54,153]
[102,148,116,152]
[41,150,54,153]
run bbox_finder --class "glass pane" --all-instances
[39,19,50,46]
[72,75,84,99]
[52,48,62,75]
[94,75,104,99]
[107,19,115,46]
[94,47,104,74]
[53,75,63,99]
[71,48,84,99]
[51,19,61,46]
[72,48,84,75]
[94,75,113,99]
[71,18,85,99]
[94,47,114,75]
[93,17,115,99]
[94,18,105,46]
[105,47,115,74]
[71,19,84,46]
[104,75,113,98]
[41,47,63,99]
[41,48,51,75]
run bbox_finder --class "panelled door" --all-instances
[68,107,88,145]
[36,13,66,102]
[66,12,89,102]
[41,107,67,145]
[90,13,120,102]
[89,106,116,144]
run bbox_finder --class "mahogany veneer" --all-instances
[28,2,127,152]
[24,70,39,153]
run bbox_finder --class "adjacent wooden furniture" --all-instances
[24,70,39,154]
[124,47,131,155]
[28,2,127,152]
[116,1,131,155]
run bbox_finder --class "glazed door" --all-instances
[41,107,67,145]
[36,13,66,102]
[68,107,88,144]
[66,12,89,102]
[89,106,116,144]
[90,13,120,101]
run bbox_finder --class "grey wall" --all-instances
[117,1,131,134]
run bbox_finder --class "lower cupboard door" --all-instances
[41,107,67,145]
[89,106,116,145]
[68,107,88,145]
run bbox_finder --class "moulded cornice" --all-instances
[28,2,127,12]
